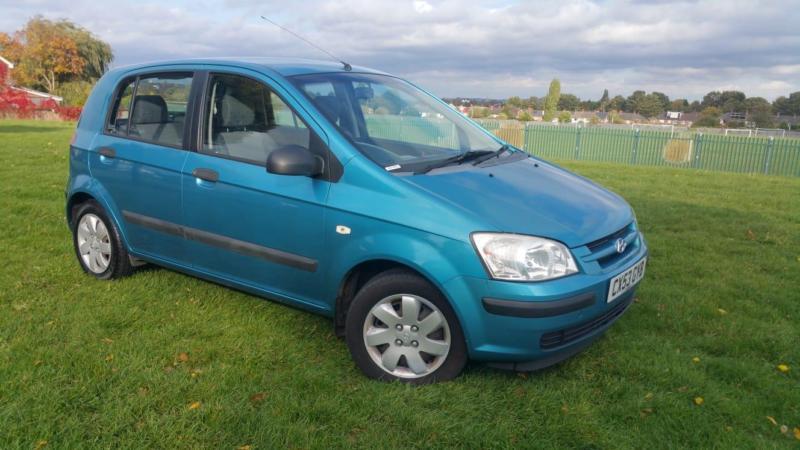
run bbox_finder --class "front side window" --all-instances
[290,73,501,171]
[202,74,310,165]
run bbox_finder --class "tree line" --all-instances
[457,79,800,128]
[0,17,113,106]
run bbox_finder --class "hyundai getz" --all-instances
[66,58,647,383]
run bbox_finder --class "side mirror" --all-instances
[266,145,324,177]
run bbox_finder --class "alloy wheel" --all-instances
[362,294,451,378]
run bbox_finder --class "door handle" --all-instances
[192,168,219,182]
[98,147,116,158]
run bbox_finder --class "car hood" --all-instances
[401,157,633,248]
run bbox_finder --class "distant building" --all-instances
[0,55,63,105]
[658,111,698,126]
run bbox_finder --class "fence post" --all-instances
[763,136,774,175]
[694,133,703,169]
[574,126,582,160]
[631,129,640,164]
[524,123,531,156]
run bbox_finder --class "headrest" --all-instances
[131,95,168,124]
[220,94,255,127]
[314,95,340,124]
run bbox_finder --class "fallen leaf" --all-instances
[777,364,789,373]
[644,392,654,400]
[250,392,267,404]
[717,308,728,315]
[238,446,252,450]
[34,440,48,450]
[102,338,113,344]
[677,386,688,392]
[746,229,756,240]
[780,425,788,434]
[190,369,201,378]
[105,354,114,362]
[188,401,201,410]
[766,416,778,426]
[640,408,653,417]
[516,372,528,379]
[692,357,700,364]
[793,427,800,440]
[177,352,189,363]
[694,396,704,406]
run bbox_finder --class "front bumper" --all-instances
[442,233,647,367]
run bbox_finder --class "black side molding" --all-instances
[121,210,317,272]
[482,292,596,318]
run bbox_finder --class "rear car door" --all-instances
[90,72,195,263]
[180,71,335,310]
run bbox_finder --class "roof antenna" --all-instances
[260,15,352,71]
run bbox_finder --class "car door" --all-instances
[180,71,334,310]
[90,72,195,263]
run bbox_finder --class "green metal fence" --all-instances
[475,120,800,177]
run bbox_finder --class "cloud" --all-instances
[0,0,798,100]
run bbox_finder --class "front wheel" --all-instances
[345,269,467,384]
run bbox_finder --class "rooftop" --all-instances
[108,57,387,78]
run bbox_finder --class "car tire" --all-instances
[345,268,467,384]
[71,200,133,280]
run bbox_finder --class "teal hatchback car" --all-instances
[66,58,647,383]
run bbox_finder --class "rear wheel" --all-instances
[345,269,467,384]
[72,201,133,280]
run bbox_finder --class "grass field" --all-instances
[1,119,799,449]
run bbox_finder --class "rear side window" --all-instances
[108,79,135,134]
[106,73,193,148]
[202,73,310,165]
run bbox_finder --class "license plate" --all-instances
[607,257,647,303]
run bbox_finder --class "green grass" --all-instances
[1,119,799,449]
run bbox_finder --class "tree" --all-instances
[527,96,543,110]
[773,92,800,115]
[745,97,773,127]
[543,78,560,122]
[518,110,533,121]
[55,19,113,80]
[637,94,665,118]
[0,17,113,96]
[651,92,670,111]
[558,93,580,111]
[607,95,625,111]
[670,99,689,112]
[702,90,745,112]
[625,90,646,113]
[599,89,609,111]
[557,111,572,123]
[693,107,722,128]
[506,96,524,108]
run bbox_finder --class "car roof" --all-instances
[108,57,389,78]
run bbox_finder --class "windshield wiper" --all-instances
[416,150,494,174]
[471,144,512,166]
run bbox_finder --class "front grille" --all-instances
[582,222,638,269]
[539,296,632,349]
[586,225,630,252]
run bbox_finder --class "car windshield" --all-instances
[290,73,500,172]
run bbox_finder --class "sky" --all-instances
[1,0,799,101]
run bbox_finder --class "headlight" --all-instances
[471,233,578,281]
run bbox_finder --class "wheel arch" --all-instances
[333,257,456,338]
